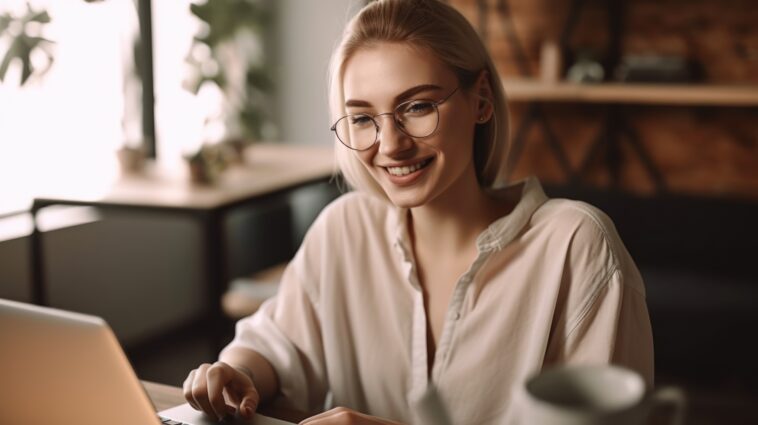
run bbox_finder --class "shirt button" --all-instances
[454,312,461,320]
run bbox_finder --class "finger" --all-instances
[238,391,259,420]
[227,386,258,421]
[190,363,218,420]
[183,369,199,410]
[228,368,260,419]
[206,362,237,420]
[299,407,354,424]
[224,386,240,406]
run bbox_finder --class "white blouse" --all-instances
[222,177,654,425]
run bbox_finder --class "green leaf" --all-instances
[23,35,53,46]
[0,38,22,82]
[0,34,53,84]
[190,3,211,23]
[24,10,51,24]
[246,67,273,92]
[20,48,33,84]
[17,34,37,84]
[189,0,265,47]
[0,14,12,34]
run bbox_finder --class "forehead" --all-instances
[342,43,456,105]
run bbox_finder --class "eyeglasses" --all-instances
[331,86,459,151]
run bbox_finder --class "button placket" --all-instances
[434,250,495,379]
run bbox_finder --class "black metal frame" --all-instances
[138,0,156,158]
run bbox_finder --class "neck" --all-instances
[408,166,511,255]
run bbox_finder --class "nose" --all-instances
[376,113,414,156]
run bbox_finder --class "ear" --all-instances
[473,70,494,124]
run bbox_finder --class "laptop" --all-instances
[0,298,293,425]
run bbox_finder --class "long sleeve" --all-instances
[220,228,329,413]
[545,269,654,386]
[542,202,654,387]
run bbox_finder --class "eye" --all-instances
[349,114,374,127]
[400,100,435,116]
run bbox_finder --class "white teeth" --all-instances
[387,159,429,176]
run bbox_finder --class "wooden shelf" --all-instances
[502,79,758,106]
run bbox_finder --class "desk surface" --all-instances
[144,380,183,412]
[503,78,758,106]
[35,143,335,210]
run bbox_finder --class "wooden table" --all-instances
[144,380,184,412]
[29,143,335,348]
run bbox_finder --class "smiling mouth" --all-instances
[384,158,434,176]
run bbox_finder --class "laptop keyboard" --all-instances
[158,416,190,425]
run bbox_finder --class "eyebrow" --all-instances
[345,84,443,108]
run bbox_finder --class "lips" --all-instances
[381,157,434,186]
[384,158,433,176]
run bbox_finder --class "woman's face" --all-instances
[341,42,483,208]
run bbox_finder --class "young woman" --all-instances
[183,1,653,424]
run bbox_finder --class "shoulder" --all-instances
[532,198,616,238]
[531,198,621,254]
[529,198,643,294]
[314,190,393,227]
[289,191,390,294]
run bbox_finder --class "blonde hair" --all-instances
[328,0,509,200]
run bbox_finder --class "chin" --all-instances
[382,186,434,208]
[375,169,444,208]
[386,196,424,209]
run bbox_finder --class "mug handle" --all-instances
[648,386,687,425]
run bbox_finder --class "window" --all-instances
[0,0,222,215]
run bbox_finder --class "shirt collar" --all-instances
[475,176,548,251]
[391,176,548,255]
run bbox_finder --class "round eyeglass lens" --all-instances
[334,115,376,150]
[396,100,439,139]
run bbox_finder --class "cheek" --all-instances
[437,116,476,157]
[356,150,378,172]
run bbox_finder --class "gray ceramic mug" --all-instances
[515,365,686,425]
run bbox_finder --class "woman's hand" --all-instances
[299,407,404,424]
[183,361,260,421]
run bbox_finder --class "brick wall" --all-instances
[450,0,758,198]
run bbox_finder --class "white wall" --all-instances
[272,0,363,145]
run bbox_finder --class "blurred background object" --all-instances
[0,3,55,85]
[183,0,276,145]
[614,54,703,83]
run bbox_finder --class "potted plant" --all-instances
[184,0,276,148]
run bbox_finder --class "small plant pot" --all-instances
[117,146,146,174]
